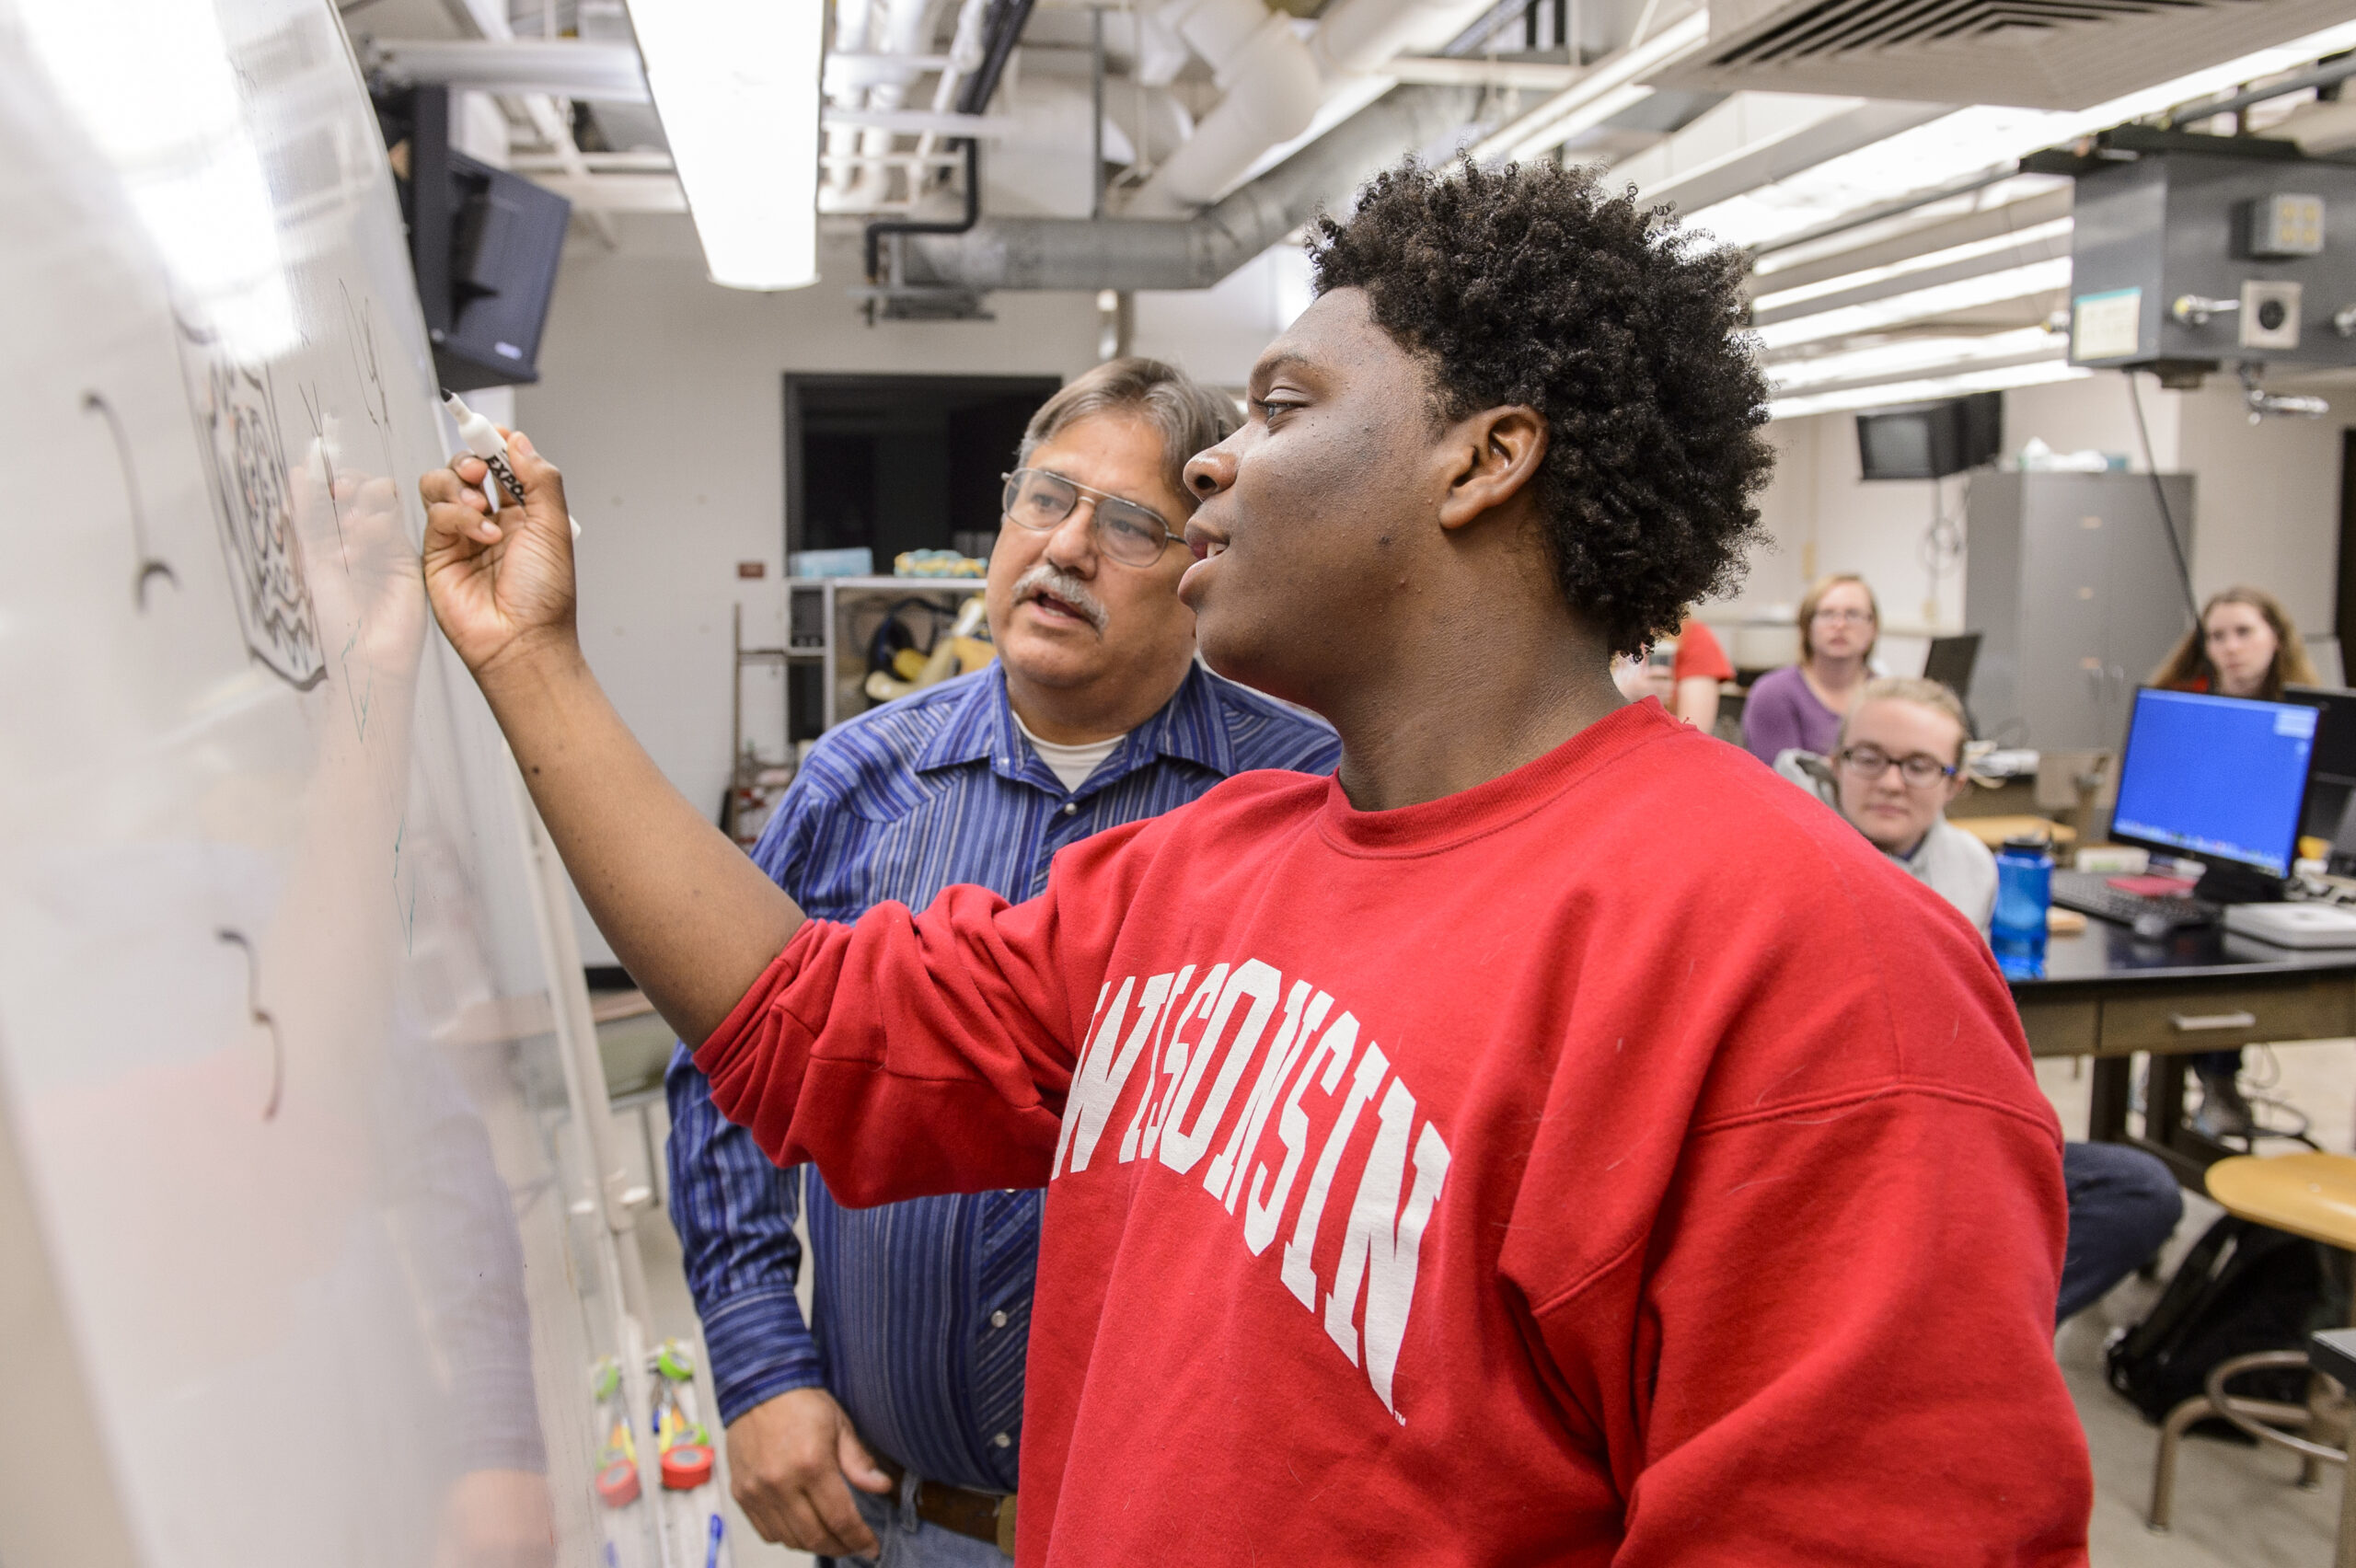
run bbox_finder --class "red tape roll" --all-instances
[662,1443,714,1491]
[595,1458,641,1508]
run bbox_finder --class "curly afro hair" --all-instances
[1308,157,1774,657]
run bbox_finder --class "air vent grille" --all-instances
[1653,0,2354,110]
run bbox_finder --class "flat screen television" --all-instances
[1855,392,2002,480]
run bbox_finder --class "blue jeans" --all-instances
[2059,1141,2182,1322]
[822,1475,1012,1568]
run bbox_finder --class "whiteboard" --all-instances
[0,3,638,1563]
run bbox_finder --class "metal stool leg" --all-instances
[2340,1452,2356,1568]
[2151,1394,2218,1533]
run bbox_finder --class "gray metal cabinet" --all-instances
[1966,471,2198,751]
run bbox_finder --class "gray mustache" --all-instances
[1012,565,1109,633]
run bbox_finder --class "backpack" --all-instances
[2104,1213,2347,1424]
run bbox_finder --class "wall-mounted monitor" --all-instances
[1855,391,2002,481]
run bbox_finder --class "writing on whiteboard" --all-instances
[179,325,325,689]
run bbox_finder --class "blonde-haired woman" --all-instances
[2149,584,2317,701]
[2149,584,2318,1140]
[1742,574,1878,763]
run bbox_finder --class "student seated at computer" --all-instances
[1814,678,2183,1320]
[2151,584,2318,703]
[2149,585,2321,1137]
[1743,574,1877,763]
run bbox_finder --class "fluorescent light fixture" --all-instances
[1753,257,2071,350]
[20,0,296,360]
[1767,356,2086,421]
[1750,218,2073,315]
[1766,327,2062,394]
[1691,17,2356,252]
[629,0,826,290]
[1472,11,1713,165]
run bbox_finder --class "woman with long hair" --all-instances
[1742,574,1878,763]
[2149,584,2318,701]
[2149,585,2320,1138]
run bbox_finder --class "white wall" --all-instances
[514,218,1101,962]
[1713,372,2346,673]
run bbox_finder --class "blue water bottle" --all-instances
[1991,835,2052,979]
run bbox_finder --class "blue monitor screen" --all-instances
[2110,688,2317,876]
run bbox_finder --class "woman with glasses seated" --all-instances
[1823,677,1993,930]
[1741,573,1878,763]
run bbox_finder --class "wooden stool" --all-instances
[2147,1152,2356,1565]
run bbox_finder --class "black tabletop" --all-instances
[2009,917,2356,993]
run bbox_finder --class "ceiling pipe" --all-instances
[898,84,1479,290]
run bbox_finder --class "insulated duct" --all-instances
[896,84,1478,291]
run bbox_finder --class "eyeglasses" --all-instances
[1834,744,1958,788]
[1000,469,1184,568]
[1812,607,1875,625]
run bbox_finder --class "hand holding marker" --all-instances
[442,389,581,541]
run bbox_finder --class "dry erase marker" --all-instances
[442,389,580,539]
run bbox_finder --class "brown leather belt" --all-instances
[872,1452,1017,1558]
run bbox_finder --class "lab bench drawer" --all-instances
[2018,997,2099,1057]
[2096,978,2356,1055]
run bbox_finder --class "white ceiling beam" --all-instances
[1641,99,1955,216]
[373,38,651,101]
[1468,11,1713,165]
[1384,56,1585,89]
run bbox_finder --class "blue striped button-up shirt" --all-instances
[664,661,1339,1493]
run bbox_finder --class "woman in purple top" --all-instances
[1743,573,1878,763]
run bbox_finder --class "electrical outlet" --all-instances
[2240,278,2303,352]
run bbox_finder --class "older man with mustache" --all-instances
[664,358,1339,1565]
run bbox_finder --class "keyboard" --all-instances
[2051,869,2217,933]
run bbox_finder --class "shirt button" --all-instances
[990,1309,1009,1329]
[994,1433,1012,1448]
[1061,801,1078,815]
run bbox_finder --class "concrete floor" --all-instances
[618,1038,2356,1565]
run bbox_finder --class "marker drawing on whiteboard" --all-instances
[81,391,178,608]
[215,928,283,1120]
[442,390,580,541]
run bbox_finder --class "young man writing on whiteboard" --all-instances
[665,359,1337,1562]
[422,160,2093,1562]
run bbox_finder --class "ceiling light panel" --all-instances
[1767,357,2088,421]
[628,0,825,290]
[1752,257,2072,350]
[1750,218,2074,316]
[1765,327,2063,394]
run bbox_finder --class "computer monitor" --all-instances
[1923,634,1982,702]
[2284,685,2356,849]
[2109,687,2317,892]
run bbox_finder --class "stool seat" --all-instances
[2206,1153,2356,1251]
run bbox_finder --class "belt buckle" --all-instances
[995,1494,1018,1558]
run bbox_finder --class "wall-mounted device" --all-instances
[1854,392,2001,480]
[2031,127,2356,388]
[371,84,572,392]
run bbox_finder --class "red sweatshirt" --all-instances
[697,700,2092,1566]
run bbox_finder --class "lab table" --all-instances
[2009,921,2356,1185]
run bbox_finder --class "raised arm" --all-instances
[420,436,799,1043]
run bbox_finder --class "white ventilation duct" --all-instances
[1126,0,1323,216]
[902,84,1478,288]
